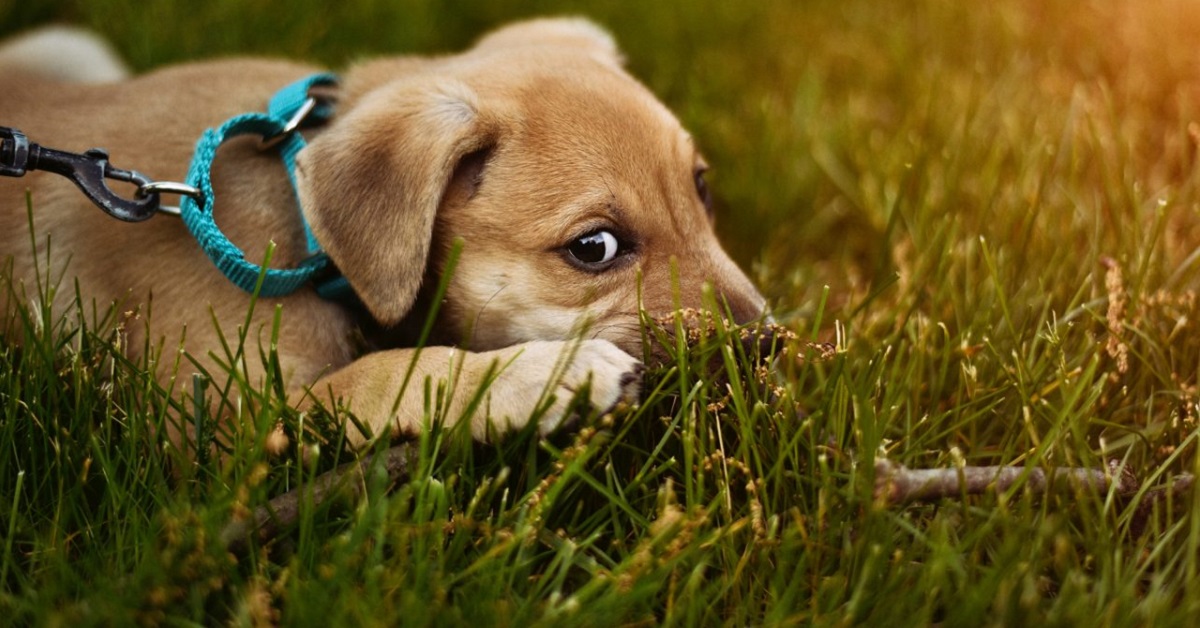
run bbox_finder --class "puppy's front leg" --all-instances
[302,339,642,446]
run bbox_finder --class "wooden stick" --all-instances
[222,444,415,550]
[874,458,1141,505]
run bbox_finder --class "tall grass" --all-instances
[5,0,1200,624]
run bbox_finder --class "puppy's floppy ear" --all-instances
[296,78,493,326]
[472,17,625,67]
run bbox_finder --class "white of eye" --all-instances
[568,230,620,265]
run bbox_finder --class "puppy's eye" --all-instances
[694,168,713,212]
[566,230,621,267]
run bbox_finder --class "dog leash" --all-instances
[0,126,165,222]
[0,73,352,301]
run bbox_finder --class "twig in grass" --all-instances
[1141,473,1195,505]
[875,459,1196,528]
[1129,474,1196,535]
[873,458,1143,505]
[873,458,1200,537]
[221,444,415,551]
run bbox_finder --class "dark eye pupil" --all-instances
[570,233,608,263]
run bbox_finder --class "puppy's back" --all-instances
[0,26,129,84]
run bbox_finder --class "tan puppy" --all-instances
[0,19,767,447]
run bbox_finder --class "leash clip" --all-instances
[0,126,31,177]
[0,125,183,222]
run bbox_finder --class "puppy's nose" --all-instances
[716,287,775,360]
[739,321,778,362]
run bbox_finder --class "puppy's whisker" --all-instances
[465,283,510,342]
[587,322,641,342]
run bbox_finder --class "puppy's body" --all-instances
[0,20,766,446]
[2,59,360,378]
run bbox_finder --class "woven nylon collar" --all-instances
[178,73,352,300]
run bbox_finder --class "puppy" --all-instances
[0,19,767,448]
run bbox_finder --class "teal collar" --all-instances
[178,73,352,301]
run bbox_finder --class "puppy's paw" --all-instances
[539,339,643,435]
[478,339,642,439]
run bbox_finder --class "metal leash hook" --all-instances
[0,126,193,222]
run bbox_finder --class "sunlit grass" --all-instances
[5,0,1200,624]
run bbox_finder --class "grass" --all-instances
[5,0,1200,624]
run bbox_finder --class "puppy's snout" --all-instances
[740,324,778,362]
[717,284,775,362]
[726,294,766,328]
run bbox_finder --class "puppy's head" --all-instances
[297,19,767,360]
